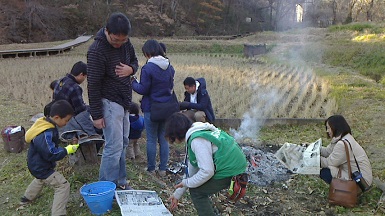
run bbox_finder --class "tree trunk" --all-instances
[171,0,179,20]
[28,4,36,42]
[269,0,274,30]
[159,0,164,13]
[345,0,358,23]
[366,0,374,21]
[331,0,337,25]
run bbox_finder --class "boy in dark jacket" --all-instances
[53,61,102,140]
[180,77,215,123]
[20,100,80,216]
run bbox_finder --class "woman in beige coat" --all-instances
[320,115,372,192]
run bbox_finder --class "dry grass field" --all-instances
[1,27,385,215]
[0,45,337,121]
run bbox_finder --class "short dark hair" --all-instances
[183,77,196,86]
[49,100,74,118]
[129,102,140,115]
[49,80,58,90]
[159,42,166,53]
[70,61,87,76]
[165,113,193,143]
[106,12,131,35]
[325,115,352,138]
[142,39,165,58]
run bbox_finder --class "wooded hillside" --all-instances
[1,0,384,44]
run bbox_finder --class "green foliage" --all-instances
[334,205,349,214]
[360,188,382,209]
[353,34,384,42]
[321,38,385,81]
[328,23,376,32]
[209,43,236,53]
[259,123,324,145]
[322,23,385,81]
[372,26,385,34]
[167,42,243,54]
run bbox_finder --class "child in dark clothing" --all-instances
[127,102,145,160]
[20,100,80,216]
[43,80,58,117]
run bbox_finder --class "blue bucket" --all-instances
[80,181,116,215]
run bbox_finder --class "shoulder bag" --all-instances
[328,140,358,208]
[343,139,371,192]
[150,91,179,122]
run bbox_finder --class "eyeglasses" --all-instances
[108,34,128,44]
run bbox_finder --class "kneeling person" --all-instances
[180,77,215,123]
[165,113,247,215]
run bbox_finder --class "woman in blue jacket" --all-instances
[132,39,175,176]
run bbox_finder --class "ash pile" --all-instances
[242,145,292,187]
[166,144,293,187]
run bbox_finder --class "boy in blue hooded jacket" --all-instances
[20,100,80,216]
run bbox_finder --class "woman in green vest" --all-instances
[165,113,247,216]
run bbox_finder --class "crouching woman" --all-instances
[165,113,247,216]
[320,115,372,193]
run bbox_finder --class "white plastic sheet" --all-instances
[274,138,321,174]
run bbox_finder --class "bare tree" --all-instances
[366,0,375,21]
[158,0,164,13]
[330,0,337,24]
[170,0,180,20]
[345,0,358,23]
[354,0,375,21]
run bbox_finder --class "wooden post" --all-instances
[68,140,103,165]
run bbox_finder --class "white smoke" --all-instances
[231,15,321,144]
[230,81,282,144]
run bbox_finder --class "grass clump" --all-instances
[352,34,384,42]
[319,22,385,81]
[328,22,381,33]
[322,41,385,82]
[169,42,243,54]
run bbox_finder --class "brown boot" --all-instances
[127,140,135,160]
[133,140,142,159]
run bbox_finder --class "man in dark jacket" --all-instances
[87,12,138,190]
[180,77,215,123]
